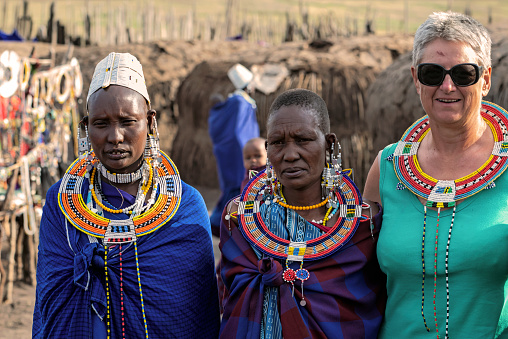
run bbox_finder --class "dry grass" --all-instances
[2,0,508,43]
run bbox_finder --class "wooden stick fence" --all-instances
[1,0,405,46]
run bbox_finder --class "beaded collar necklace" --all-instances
[238,168,364,306]
[237,168,363,262]
[392,101,508,338]
[393,101,508,208]
[58,150,182,244]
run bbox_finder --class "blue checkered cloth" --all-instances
[33,179,220,338]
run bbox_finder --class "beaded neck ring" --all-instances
[58,150,181,241]
[92,160,154,215]
[392,101,508,339]
[238,165,362,280]
[275,195,329,211]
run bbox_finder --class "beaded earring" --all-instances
[145,114,161,168]
[322,140,341,209]
[77,117,96,205]
[264,157,277,202]
[77,119,90,160]
[330,140,342,172]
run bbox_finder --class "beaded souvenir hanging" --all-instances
[393,101,508,208]
[58,150,182,243]
[237,168,363,261]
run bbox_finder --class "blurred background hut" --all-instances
[172,34,414,190]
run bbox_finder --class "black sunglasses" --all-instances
[417,63,483,87]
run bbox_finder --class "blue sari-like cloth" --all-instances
[208,90,259,228]
[33,179,220,338]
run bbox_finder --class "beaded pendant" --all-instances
[58,150,182,243]
[393,101,508,207]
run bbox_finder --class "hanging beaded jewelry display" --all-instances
[58,150,182,242]
[392,101,508,339]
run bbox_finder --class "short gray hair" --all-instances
[412,11,491,68]
[267,88,330,135]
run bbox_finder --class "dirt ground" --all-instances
[0,185,221,339]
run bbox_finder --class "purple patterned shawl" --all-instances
[219,207,386,338]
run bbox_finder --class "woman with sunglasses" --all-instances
[364,11,508,338]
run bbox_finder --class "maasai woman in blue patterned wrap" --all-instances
[218,89,386,338]
[32,52,219,338]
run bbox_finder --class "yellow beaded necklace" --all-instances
[276,190,329,211]
[90,160,153,214]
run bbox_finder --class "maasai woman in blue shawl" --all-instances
[208,64,259,235]
[219,89,386,338]
[32,53,219,338]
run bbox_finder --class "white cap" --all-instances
[227,63,253,89]
[86,52,150,105]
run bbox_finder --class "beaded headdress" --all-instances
[86,52,150,106]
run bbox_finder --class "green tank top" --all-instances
[378,142,508,338]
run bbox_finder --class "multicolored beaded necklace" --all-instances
[58,150,182,338]
[237,167,363,306]
[392,101,508,339]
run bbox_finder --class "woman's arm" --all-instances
[363,151,382,207]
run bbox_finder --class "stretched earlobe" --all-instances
[147,109,157,132]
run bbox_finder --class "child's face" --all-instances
[243,142,267,170]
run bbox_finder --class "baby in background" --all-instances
[241,137,267,191]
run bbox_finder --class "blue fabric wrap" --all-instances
[0,29,23,41]
[32,179,220,338]
[208,93,259,228]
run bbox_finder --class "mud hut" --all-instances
[365,28,508,163]
[172,35,414,190]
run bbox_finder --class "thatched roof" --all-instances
[172,35,414,189]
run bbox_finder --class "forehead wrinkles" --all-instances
[267,107,320,136]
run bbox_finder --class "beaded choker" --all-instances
[392,101,508,339]
[99,161,145,183]
[58,150,182,243]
